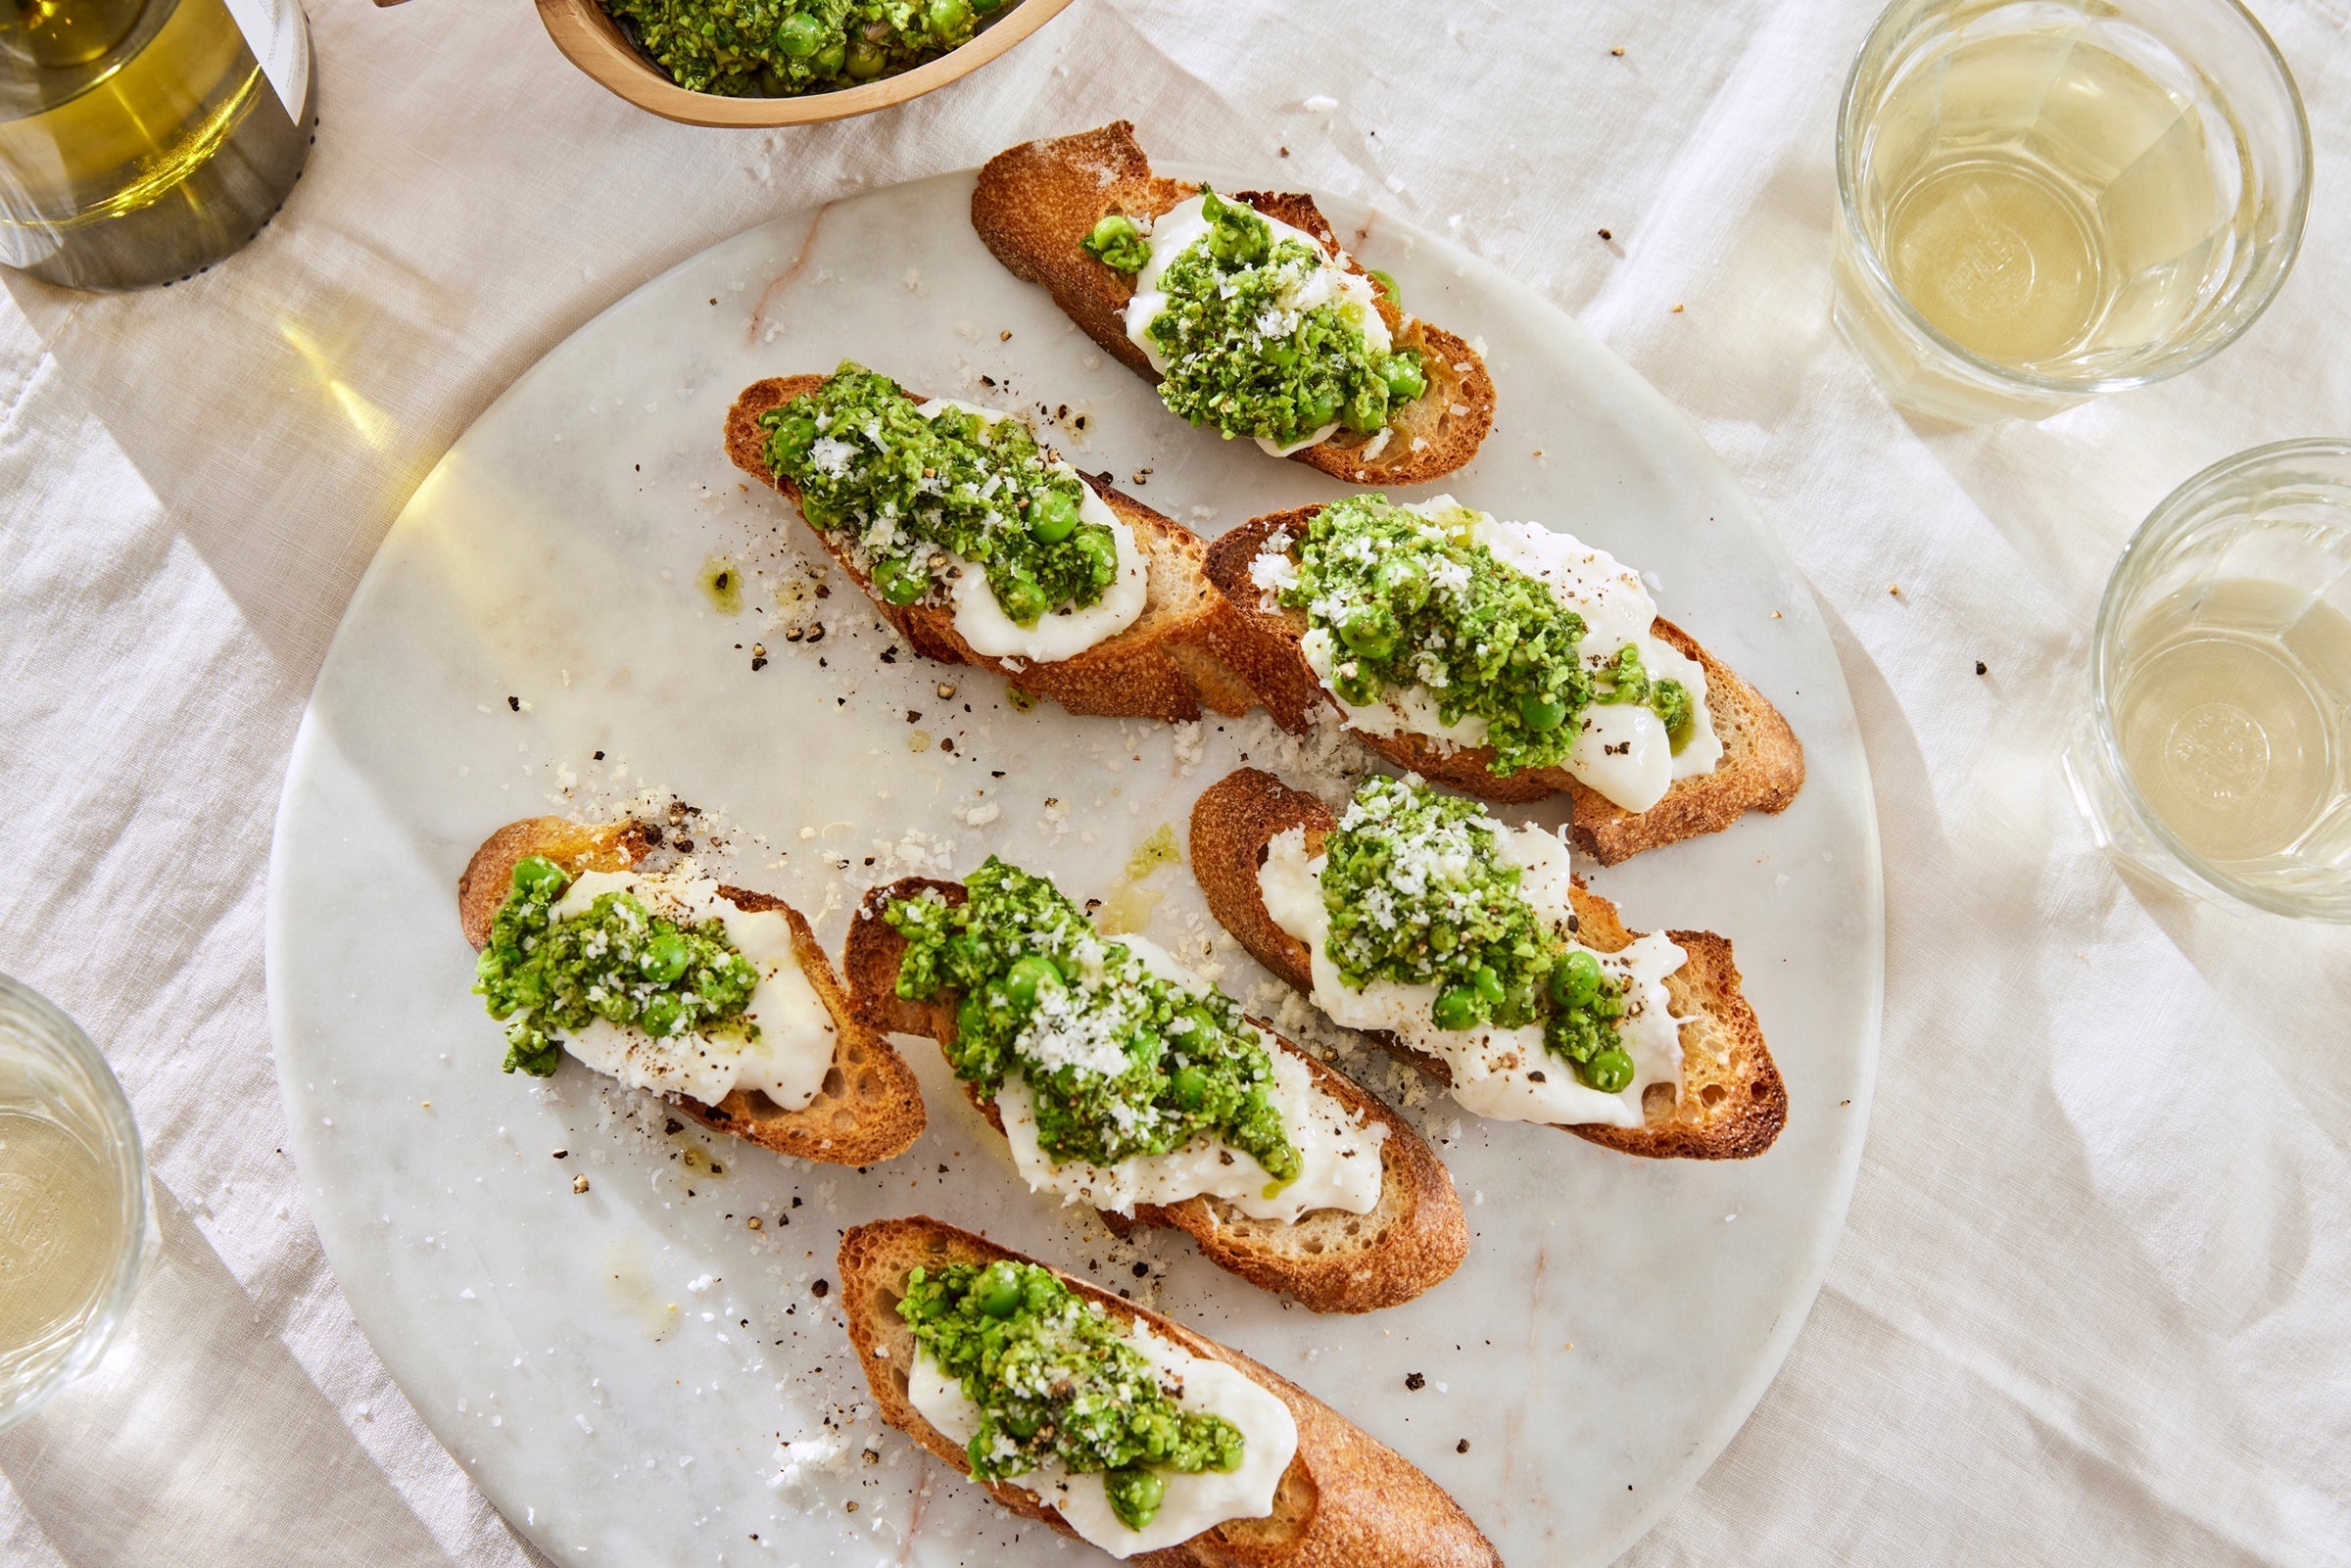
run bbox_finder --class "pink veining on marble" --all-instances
[745,204,834,348]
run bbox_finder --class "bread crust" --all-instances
[838,1216,1503,1567]
[456,816,925,1166]
[1201,507,1806,864]
[970,121,1497,489]
[725,371,1279,725]
[1186,770,1787,1161]
[840,878,1469,1312]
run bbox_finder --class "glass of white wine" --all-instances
[1835,0,2310,424]
[2066,441,2351,920]
[0,974,150,1430]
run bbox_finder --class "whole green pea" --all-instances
[1552,948,1604,1009]
[1381,353,1428,404]
[776,13,825,59]
[1582,1048,1635,1094]
[1004,953,1064,1009]
[1431,984,1488,1030]
[927,0,972,35]
[845,36,885,77]
[640,932,692,984]
[1519,692,1567,732]
[996,572,1051,627]
[973,1260,1024,1317]
[1171,1066,1209,1110]
[955,991,987,1043]
[1029,487,1080,545]
[1104,1467,1166,1531]
[511,855,566,899]
[1470,964,1506,1007]
[1373,554,1430,612]
[813,38,844,74]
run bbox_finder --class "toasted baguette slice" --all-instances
[1203,508,1806,865]
[971,121,1497,489]
[840,1216,1502,1568]
[1188,771,1786,1161]
[457,816,924,1166]
[725,372,1284,725]
[840,878,1466,1312]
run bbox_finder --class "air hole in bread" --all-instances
[1643,1082,1678,1117]
[832,1109,858,1130]
[744,1089,779,1116]
[1302,1237,1325,1255]
[877,1286,902,1314]
[857,1070,881,1097]
[822,1067,846,1098]
[1342,1220,1363,1238]
[1700,1083,1727,1108]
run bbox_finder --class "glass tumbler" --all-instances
[2065,441,2351,921]
[1835,0,2310,424]
[0,974,151,1430]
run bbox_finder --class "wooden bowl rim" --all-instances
[533,0,1078,128]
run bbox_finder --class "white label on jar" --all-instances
[219,0,311,119]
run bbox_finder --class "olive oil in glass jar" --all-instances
[0,0,313,291]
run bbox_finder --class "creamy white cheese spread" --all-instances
[1257,821,1689,1128]
[908,1322,1297,1559]
[1286,496,1722,813]
[551,869,836,1111]
[1120,195,1392,459]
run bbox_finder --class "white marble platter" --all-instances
[266,168,1882,1567]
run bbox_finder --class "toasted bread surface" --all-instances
[1201,508,1806,864]
[840,878,1468,1312]
[726,372,1266,725]
[971,121,1497,489]
[1186,771,1786,1160]
[457,816,925,1166]
[839,1216,1503,1568]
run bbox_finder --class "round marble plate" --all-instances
[267,168,1882,1567]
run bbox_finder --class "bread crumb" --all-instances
[572,1174,590,1194]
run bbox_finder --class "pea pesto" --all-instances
[599,0,1011,98]
[474,857,760,1077]
[1104,188,1427,450]
[1319,778,1635,1092]
[899,1259,1244,1530]
[760,364,1118,628]
[886,858,1302,1186]
[1283,495,1696,776]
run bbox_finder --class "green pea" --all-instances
[1431,985,1488,1030]
[874,557,926,606]
[1004,953,1064,1009]
[927,0,972,35]
[1029,487,1080,545]
[1341,381,1389,434]
[1104,1467,1166,1532]
[1496,975,1542,1029]
[1072,526,1119,582]
[1581,1048,1635,1094]
[996,573,1050,627]
[1381,353,1427,404]
[845,37,885,76]
[813,38,844,74]
[1082,214,1141,262]
[1171,1066,1209,1110]
[776,13,825,58]
[973,1260,1024,1317]
[1367,267,1402,306]
[1470,964,1506,1007]
[1338,604,1401,659]
[770,414,818,457]
[1298,385,1339,430]
[1333,667,1381,706]
[641,932,692,984]
[799,496,841,531]
[640,993,684,1036]
[511,856,566,899]
[954,991,986,1043]
[1552,948,1603,1009]
[1519,692,1567,732]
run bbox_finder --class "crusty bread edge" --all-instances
[456,816,926,1167]
[1185,770,1788,1161]
[838,1215,1503,1568]
[838,879,1470,1312]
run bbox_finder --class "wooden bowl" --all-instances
[531,0,1078,127]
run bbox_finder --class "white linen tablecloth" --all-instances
[4,1,2347,1562]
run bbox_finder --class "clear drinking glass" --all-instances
[2065,441,2351,920]
[0,974,151,1430]
[1834,0,2310,424]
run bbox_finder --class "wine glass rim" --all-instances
[2087,438,2351,922]
[0,973,151,1430]
[1835,0,2314,400]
